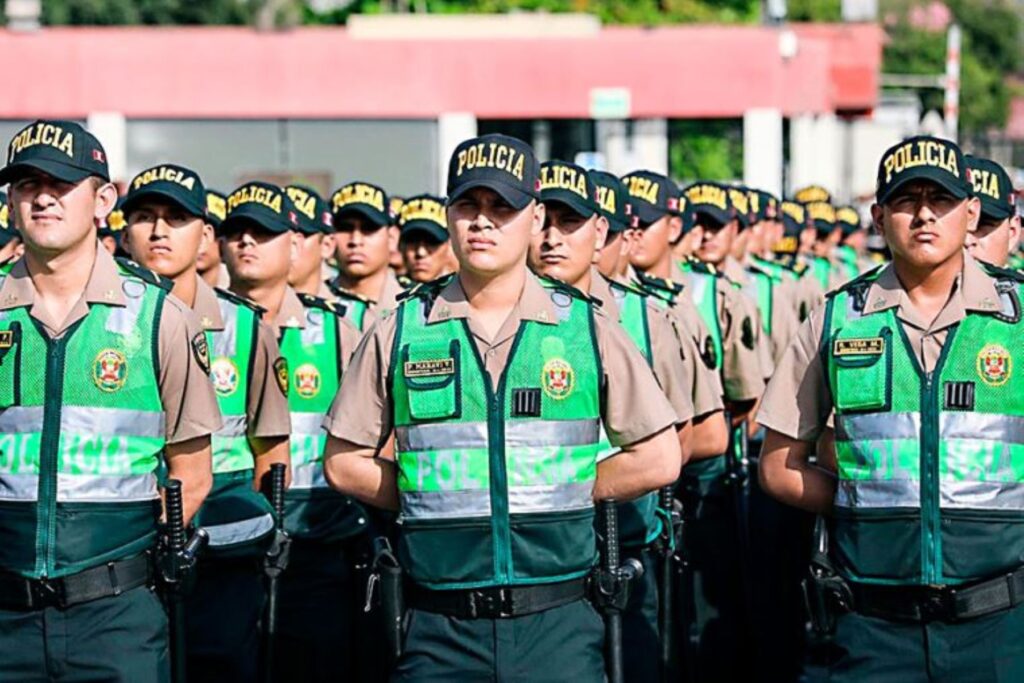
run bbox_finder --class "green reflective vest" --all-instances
[278,293,366,541]
[196,289,274,555]
[834,245,861,285]
[605,279,661,548]
[329,285,371,331]
[810,255,832,292]
[743,266,776,335]
[392,277,602,589]
[826,267,1024,585]
[0,259,166,578]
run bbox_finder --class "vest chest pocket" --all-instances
[400,339,462,421]
[831,327,892,413]
[0,322,22,407]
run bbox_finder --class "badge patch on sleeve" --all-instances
[404,358,455,378]
[741,317,755,350]
[702,335,718,369]
[273,358,289,396]
[191,333,211,374]
[833,338,885,357]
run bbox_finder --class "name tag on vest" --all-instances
[405,359,455,377]
[833,338,885,356]
[0,331,11,349]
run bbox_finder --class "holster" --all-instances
[365,536,404,663]
[802,516,853,638]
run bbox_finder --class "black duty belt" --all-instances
[0,554,152,611]
[850,566,1024,623]
[407,577,589,619]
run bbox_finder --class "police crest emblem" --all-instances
[294,362,322,399]
[542,358,575,400]
[93,349,127,392]
[977,344,1011,386]
[210,357,239,397]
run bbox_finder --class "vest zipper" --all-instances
[920,371,938,583]
[36,333,69,577]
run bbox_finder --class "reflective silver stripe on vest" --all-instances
[291,412,326,438]
[401,489,492,520]
[61,406,165,439]
[105,283,145,334]
[396,419,600,453]
[0,406,44,433]
[940,412,1024,446]
[302,308,325,345]
[0,473,39,501]
[835,412,920,442]
[215,414,248,439]
[835,479,920,509]
[203,512,275,547]
[57,472,159,502]
[291,460,328,490]
[508,481,594,514]
[214,298,239,358]
[940,481,1024,511]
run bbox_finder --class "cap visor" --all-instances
[633,203,668,225]
[400,223,449,243]
[878,169,970,204]
[0,160,95,187]
[980,199,1014,222]
[219,208,291,236]
[122,188,205,220]
[334,205,390,228]
[540,192,597,221]
[448,180,535,211]
[692,206,732,227]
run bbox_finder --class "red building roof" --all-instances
[0,23,882,119]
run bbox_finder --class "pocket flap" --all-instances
[401,339,461,421]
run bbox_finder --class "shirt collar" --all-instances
[275,286,307,332]
[862,251,1002,318]
[192,276,225,331]
[0,241,127,312]
[589,268,619,319]
[426,272,558,326]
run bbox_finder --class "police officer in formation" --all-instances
[2,117,1023,683]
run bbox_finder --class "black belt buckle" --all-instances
[468,587,513,619]
[919,586,954,622]
[30,577,65,610]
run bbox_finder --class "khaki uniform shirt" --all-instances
[325,272,678,450]
[193,277,291,438]
[272,285,362,372]
[675,263,766,403]
[727,256,801,367]
[327,269,404,331]
[591,270,694,424]
[0,245,222,444]
[757,252,1002,442]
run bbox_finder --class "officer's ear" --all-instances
[668,215,683,244]
[321,233,335,261]
[870,203,885,234]
[964,196,981,234]
[1009,215,1022,254]
[386,226,399,252]
[530,200,546,237]
[92,181,118,224]
[199,221,214,258]
[288,230,302,262]
[593,215,609,257]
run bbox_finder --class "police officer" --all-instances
[759,135,1024,682]
[198,190,230,289]
[834,205,869,284]
[121,164,293,681]
[398,193,458,284]
[530,159,698,682]
[388,194,408,280]
[323,134,682,682]
[327,181,404,331]
[97,196,125,256]
[0,190,22,267]
[0,120,219,680]
[286,184,337,298]
[795,185,842,292]
[773,200,826,321]
[218,181,364,681]
[965,155,1020,268]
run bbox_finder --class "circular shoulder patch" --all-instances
[977,343,1012,386]
[702,336,718,370]
[93,348,128,392]
[294,362,322,399]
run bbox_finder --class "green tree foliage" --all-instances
[882,0,1021,135]
[41,0,253,25]
[669,119,744,183]
[786,0,841,22]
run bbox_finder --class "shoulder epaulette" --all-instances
[397,274,415,290]
[297,292,346,316]
[396,273,456,303]
[688,259,716,276]
[115,257,173,292]
[634,271,684,303]
[326,280,373,304]
[537,275,600,305]
[213,287,266,315]
[826,262,885,300]
[979,260,1024,284]
[607,277,649,298]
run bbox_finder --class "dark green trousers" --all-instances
[394,598,606,683]
[622,547,660,683]
[827,603,1024,683]
[0,585,169,682]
